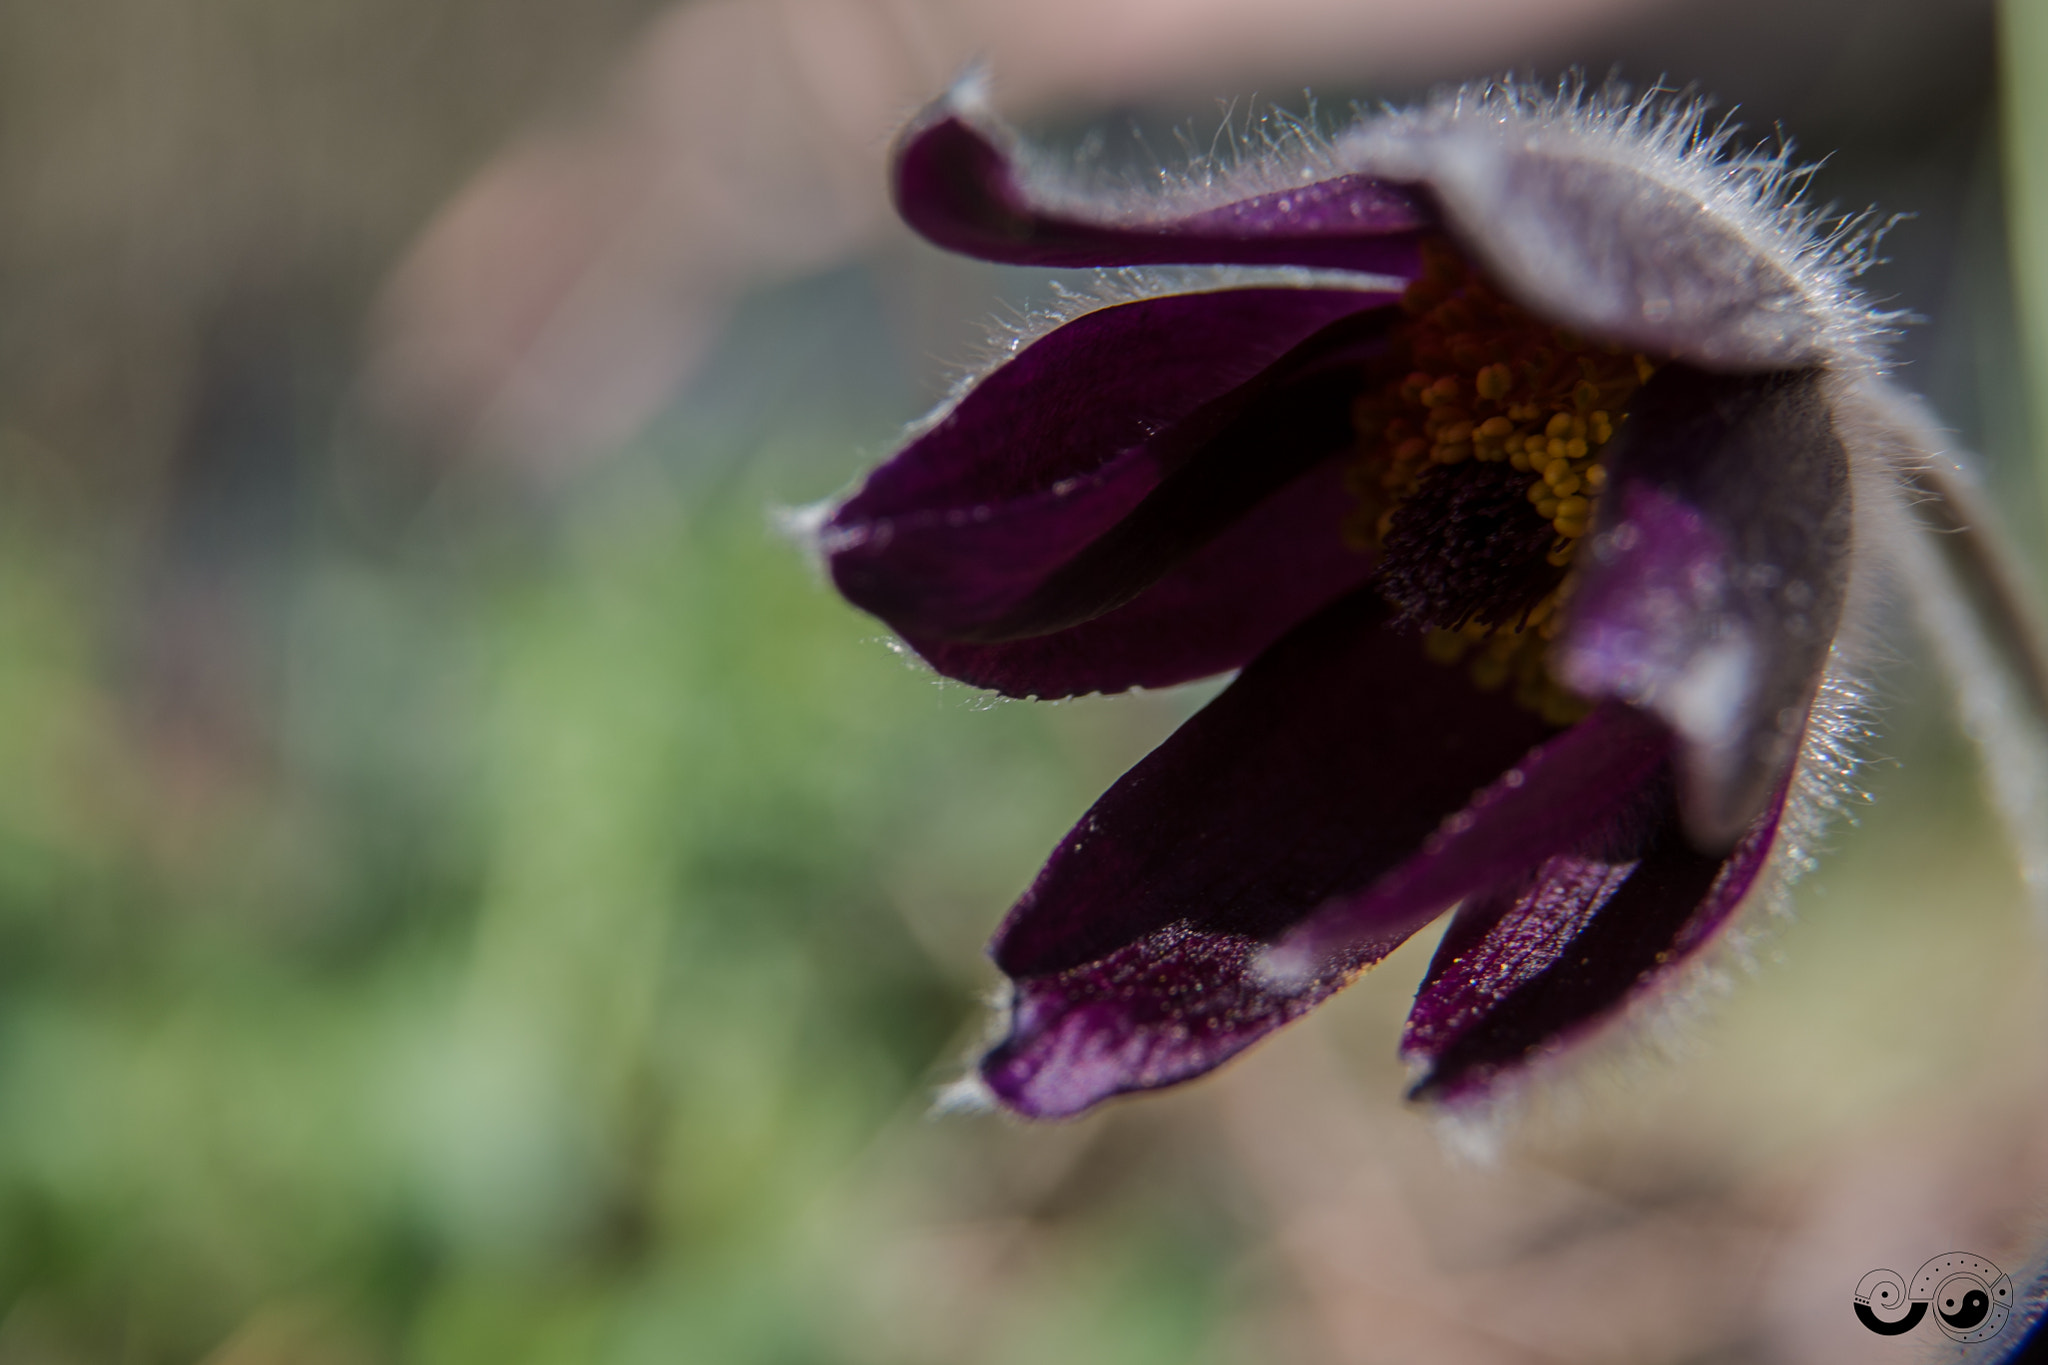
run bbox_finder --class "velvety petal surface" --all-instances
[1256,700,1674,982]
[980,591,1619,1119]
[906,458,1378,696]
[1351,123,1827,369]
[827,286,1395,660]
[896,101,1432,273]
[1402,777,1787,1101]
[1553,364,1848,849]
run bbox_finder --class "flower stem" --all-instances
[2000,0,2048,541]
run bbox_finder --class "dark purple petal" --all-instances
[1403,855,1641,1061]
[896,100,1432,273]
[1386,129,1825,368]
[827,287,1396,649]
[905,459,1378,697]
[980,592,1564,1119]
[1402,776,1787,1102]
[1553,365,1848,849]
[1256,701,1674,982]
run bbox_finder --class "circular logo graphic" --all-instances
[1911,1252,2011,1344]
[1856,1253,2011,1341]
[1855,1268,1924,1336]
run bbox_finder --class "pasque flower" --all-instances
[821,78,2048,1119]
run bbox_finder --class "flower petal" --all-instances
[906,457,1378,697]
[826,286,1396,649]
[1254,700,1674,983]
[1351,120,1826,369]
[1553,365,1849,849]
[895,98,1432,272]
[1402,777,1786,1102]
[979,591,1561,1119]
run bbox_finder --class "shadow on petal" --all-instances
[979,592,1668,1118]
[828,287,1396,656]
[907,458,1379,697]
[1556,364,1848,849]
[1404,776,1787,1102]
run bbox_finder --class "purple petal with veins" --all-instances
[826,287,1395,646]
[1404,777,1787,1101]
[906,458,1378,697]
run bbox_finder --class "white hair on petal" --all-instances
[928,1071,998,1117]
[943,69,1362,227]
[903,72,1917,469]
[769,496,834,579]
[938,71,1909,363]
[926,982,1018,1120]
[1340,75,1910,369]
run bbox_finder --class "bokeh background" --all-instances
[0,0,2044,1361]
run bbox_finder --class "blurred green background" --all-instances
[0,1,2040,1362]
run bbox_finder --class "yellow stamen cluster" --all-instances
[1423,611,1586,726]
[1345,237,1660,721]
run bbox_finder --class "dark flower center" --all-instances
[1346,237,1658,722]
[1375,459,1565,632]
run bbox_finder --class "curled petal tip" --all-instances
[928,1072,998,1117]
[894,66,998,156]
[889,85,1430,272]
[770,496,833,554]
[943,64,993,117]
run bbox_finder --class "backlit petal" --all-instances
[896,97,1431,273]
[1348,116,1828,369]
[1403,777,1785,1101]
[1553,365,1849,848]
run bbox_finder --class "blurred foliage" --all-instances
[0,453,1243,1362]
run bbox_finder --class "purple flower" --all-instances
[820,78,2045,1119]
